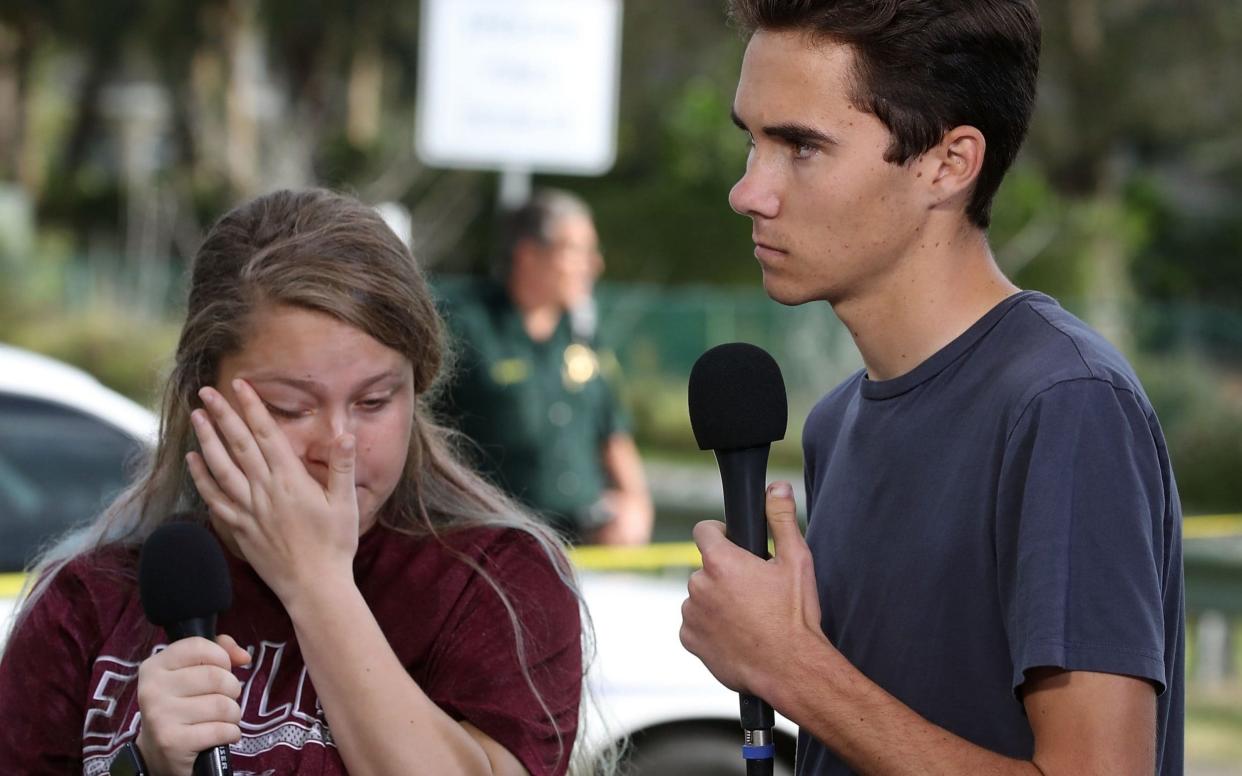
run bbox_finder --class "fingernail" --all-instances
[232,379,245,394]
[768,481,792,498]
[341,436,355,453]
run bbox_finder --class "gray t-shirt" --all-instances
[798,291,1184,775]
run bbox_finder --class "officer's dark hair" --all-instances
[499,188,594,277]
[727,0,1040,229]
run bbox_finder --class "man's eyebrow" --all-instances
[765,122,839,147]
[731,108,839,147]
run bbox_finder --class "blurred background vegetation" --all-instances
[2,0,1241,769]
[2,0,1240,512]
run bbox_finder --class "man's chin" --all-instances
[761,272,815,307]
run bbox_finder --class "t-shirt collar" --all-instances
[859,290,1049,401]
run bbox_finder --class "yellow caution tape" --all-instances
[0,514,1237,592]
[570,514,1242,571]
[0,574,26,598]
[570,543,703,571]
[1183,514,1242,539]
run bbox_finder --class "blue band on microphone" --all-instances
[742,744,775,760]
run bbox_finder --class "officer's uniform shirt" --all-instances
[440,281,629,541]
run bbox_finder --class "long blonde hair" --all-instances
[19,188,601,774]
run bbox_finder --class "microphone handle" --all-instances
[715,446,772,558]
[714,446,777,759]
[166,617,234,776]
[166,616,218,642]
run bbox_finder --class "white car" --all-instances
[0,344,797,774]
[0,344,154,576]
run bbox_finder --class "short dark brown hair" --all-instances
[728,0,1040,229]
[498,188,594,276]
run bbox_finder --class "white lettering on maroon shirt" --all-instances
[82,657,142,756]
[81,640,335,773]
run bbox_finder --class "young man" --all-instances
[679,3,1184,775]
[441,189,653,546]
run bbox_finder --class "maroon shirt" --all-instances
[0,523,582,775]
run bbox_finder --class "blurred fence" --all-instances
[435,274,863,405]
[437,273,1242,400]
[588,281,1242,390]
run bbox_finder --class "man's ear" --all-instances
[922,125,986,209]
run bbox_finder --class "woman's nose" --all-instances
[306,408,352,463]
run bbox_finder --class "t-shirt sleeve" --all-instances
[422,532,583,776]
[995,378,1170,695]
[0,564,98,771]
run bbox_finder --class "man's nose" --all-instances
[728,159,780,220]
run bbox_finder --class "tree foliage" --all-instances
[2,0,1240,303]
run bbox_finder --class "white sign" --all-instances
[415,0,622,175]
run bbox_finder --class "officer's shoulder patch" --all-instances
[490,358,530,385]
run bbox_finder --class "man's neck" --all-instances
[520,306,561,342]
[507,277,562,343]
[834,225,1019,382]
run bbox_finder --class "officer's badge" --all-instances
[563,343,599,391]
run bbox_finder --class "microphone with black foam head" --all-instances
[688,342,788,776]
[139,520,235,776]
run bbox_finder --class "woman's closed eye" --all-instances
[263,402,308,420]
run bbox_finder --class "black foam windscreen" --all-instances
[139,520,232,629]
[688,342,788,451]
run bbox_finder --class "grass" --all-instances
[1187,685,1242,769]
[1186,619,1242,770]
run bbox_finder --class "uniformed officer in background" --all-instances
[439,189,654,545]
